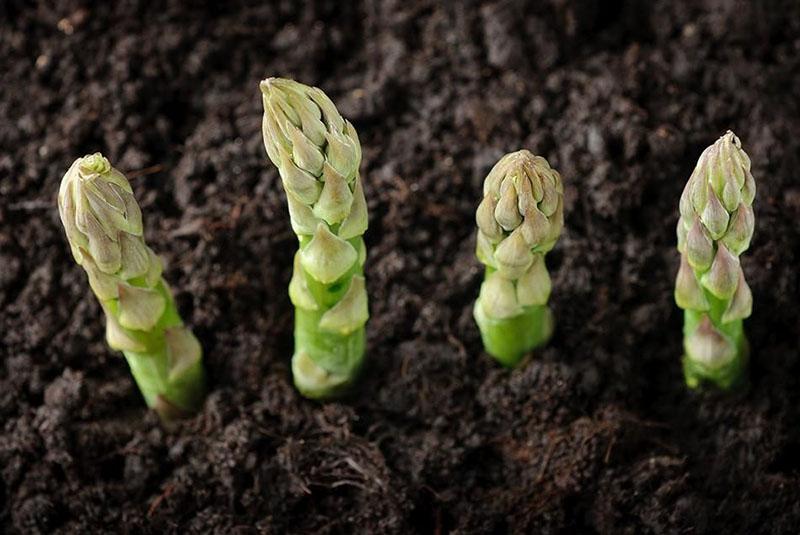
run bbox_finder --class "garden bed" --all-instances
[2,1,800,532]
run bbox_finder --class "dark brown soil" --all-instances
[2,1,800,533]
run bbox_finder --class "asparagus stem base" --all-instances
[682,345,749,390]
[682,292,748,390]
[292,307,365,399]
[116,284,206,420]
[474,302,553,367]
[124,349,206,420]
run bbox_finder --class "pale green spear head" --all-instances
[675,131,755,325]
[475,150,564,319]
[58,153,162,303]
[260,77,367,238]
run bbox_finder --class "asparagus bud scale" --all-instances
[474,150,564,366]
[58,153,206,420]
[260,78,369,399]
[675,131,755,389]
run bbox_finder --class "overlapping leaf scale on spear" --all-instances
[475,150,564,319]
[675,131,755,366]
[260,78,368,334]
[58,153,200,373]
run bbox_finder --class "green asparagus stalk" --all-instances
[675,131,755,389]
[474,150,564,366]
[58,153,206,420]
[260,78,369,399]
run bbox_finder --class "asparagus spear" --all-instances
[474,150,564,366]
[676,131,755,389]
[260,78,369,399]
[58,153,206,420]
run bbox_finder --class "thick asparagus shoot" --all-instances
[474,150,564,366]
[260,78,369,399]
[58,153,206,420]
[675,131,755,389]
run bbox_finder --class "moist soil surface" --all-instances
[2,1,800,533]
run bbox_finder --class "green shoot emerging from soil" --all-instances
[58,153,206,420]
[474,150,564,366]
[676,131,755,389]
[260,78,369,399]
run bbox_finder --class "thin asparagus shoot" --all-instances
[260,78,369,399]
[474,150,564,366]
[675,131,755,389]
[58,153,206,420]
